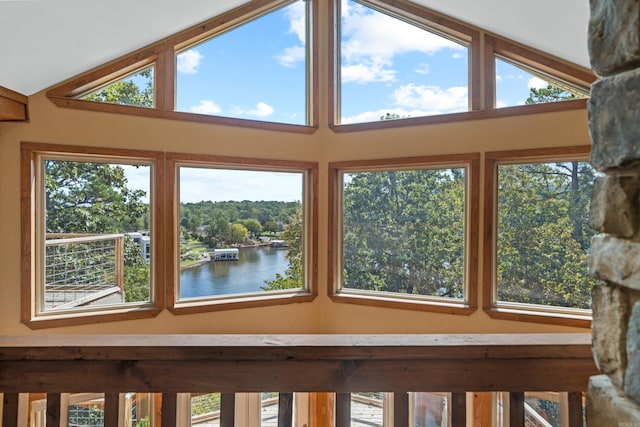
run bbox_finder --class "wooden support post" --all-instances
[46,393,62,427]
[278,392,294,427]
[104,393,119,427]
[335,393,351,427]
[161,392,177,427]
[393,392,409,427]
[310,392,333,427]
[450,392,466,427]
[509,392,525,427]
[2,393,19,427]
[220,393,235,427]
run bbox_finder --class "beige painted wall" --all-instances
[0,91,593,335]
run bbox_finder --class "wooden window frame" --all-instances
[166,153,318,315]
[46,0,319,134]
[20,142,165,329]
[483,34,595,112]
[328,153,480,315]
[482,146,593,328]
[329,0,482,131]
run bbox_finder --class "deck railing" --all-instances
[0,334,597,427]
[44,234,125,310]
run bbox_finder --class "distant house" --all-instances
[127,232,151,263]
[213,248,239,261]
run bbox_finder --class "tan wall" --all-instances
[0,91,592,334]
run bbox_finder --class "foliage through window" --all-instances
[490,152,599,313]
[21,143,163,327]
[331,155,479,311]
[175,1,308,125]
[495,57,587,108]
[81,67,154,108]
[338,0,470,125]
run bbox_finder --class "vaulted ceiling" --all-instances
[0,0,590,96]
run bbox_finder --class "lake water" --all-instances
[179,246,289,298]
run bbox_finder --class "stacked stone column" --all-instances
[587,0,640,424]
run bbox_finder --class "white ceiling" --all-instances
[0,0,591,96]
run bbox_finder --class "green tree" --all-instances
[525,83,578,105]
[45,161,148,234]
[341,168,465,297]
[240,218,262,236]
[84,68,154,108]
[263,206,303,290]
[229,223,249,244]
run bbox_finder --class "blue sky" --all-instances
[124,0,558,201]
[170,0,551,127]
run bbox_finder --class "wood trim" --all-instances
[483,36,496,109]
[20,142,165,329]
[0,334,597,393]
[220,393,235,427]
[47,96,318,134]
[309,0,319,127]
[164,152,319,315]
[393,392,409,427]
[104,393,119,427]
[0,86,28,121]
[46,393,62,427]
[485,35,596,88]
[328,0,339,128]
[330,98,587,133]
[509,392,524,427]
[482,146,593,329]
[2,393,19,427]
[450,393,466,427]
[328,153,480,315]
[334,393,350,427]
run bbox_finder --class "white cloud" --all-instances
[190,100,222,115]
[340,0,462,84]
[285,1,306,43]
[275,46,306,68]
[342,64,396,84]
[496,74,503,82]
[392,84,468,112]
[528,76,548,89]
[415,63,430,75]
[341,107,441,125]
[234,102,275,118]
[177,49,203,74]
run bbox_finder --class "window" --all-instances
[21,143,164,328]
[167,153,318,314]
[495,57,587,108]
[484,35,593,111]
[483,146,598,326]
[329,154,479,313]
[335,0,475,126]
[81,66,155,108]
[175,1,310,126]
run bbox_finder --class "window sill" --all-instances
[484,305,592,329]
[330,291,475,316]
[22,306,163,330]
[169,291,317,315]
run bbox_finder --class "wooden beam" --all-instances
[278,393,293,427]
[450,392,467,427]
[335,393,350,427]
[220,393,235,427]
[0,86,27,121]
[393,392,409,427]
[2,393,19,427]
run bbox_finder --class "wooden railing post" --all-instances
[2,393,19,427]
[450,392,466,427]
[220,393,235,427]
[160,392,177,426]
[564,392,584,427]
[104,393,119,427]
[115,235,124,292]
[509,392,525,427]
[335,393,351,427]
[393,392,409,427]
[278,392,293,427]
[46,393,62,427]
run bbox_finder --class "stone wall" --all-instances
[587,0,640,424]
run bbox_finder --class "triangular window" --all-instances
[495,57,588,108]
[175,1,309,126]
[337,0,471,125]
[81,67,155,108]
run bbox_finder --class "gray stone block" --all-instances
[589,69,640,170]
[587,375,640,425]
[590,235,640,290]
[592,284,629,387]
[589,175,640,237]
[625,302,640,401]
[589,0,640,76]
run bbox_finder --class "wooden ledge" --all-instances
[0,333,592,361]
[0,85,28,121]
